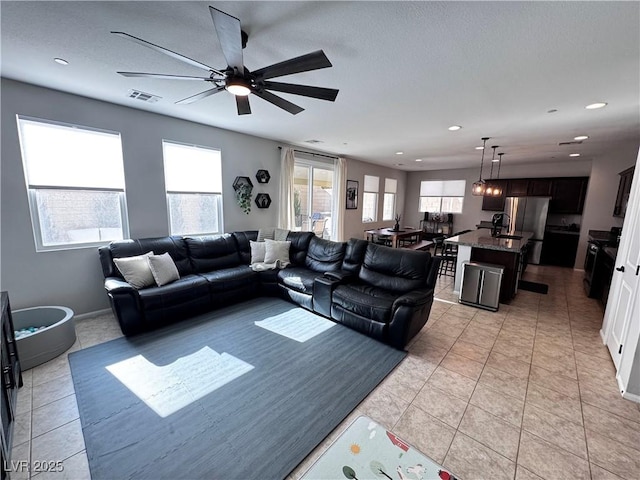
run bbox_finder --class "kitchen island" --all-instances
[445,230,534,304]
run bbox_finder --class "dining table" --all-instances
[364,227,423,248]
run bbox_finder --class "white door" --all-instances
[603,152,640,371]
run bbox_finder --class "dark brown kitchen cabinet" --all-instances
[549,177,589,214]
[481,180,507,211]
[507,179,529,196]
[613,166,635,217]
[528,178,553,196]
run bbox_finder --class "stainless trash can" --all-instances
[459,262,504,311]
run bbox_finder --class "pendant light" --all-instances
[484,145,499,196]
[493,152,504,196]
[472,137,490,195]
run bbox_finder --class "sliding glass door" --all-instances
[293,162,334,239]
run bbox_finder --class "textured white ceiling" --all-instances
[1,1,639,171]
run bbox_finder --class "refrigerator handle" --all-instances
[478,270,485,301]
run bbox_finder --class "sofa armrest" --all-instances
[323,270,354,283]
[313,275,341,317]
[392,288,433,310]
[104,277,136,293]
[103,277,144,336]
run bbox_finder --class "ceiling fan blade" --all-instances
[253,50,332,80]
[118,72,219,81]
[236,96,252,115]
[252,89,304,115]
[175,86,225,105]
[111,31,225,76]
[262,81,338,101]
[209,7,244,75]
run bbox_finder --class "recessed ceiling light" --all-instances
[574,135,589,141]
[475,146,485,150]
[570,153,581,157]
[54,57,69,65]
[448,125,462,131]
[586,102,607,109]
[415,159,422,162]
[395,151,404,155]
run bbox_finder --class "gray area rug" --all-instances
[69,297,406,480]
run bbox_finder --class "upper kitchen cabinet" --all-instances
[528,178,553,196]
[481,180,507,211]
[613,166,635,217]
[506,179,529,196]
[549,177,589,214]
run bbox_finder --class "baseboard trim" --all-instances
[74,308,111,322]
[622,390,640,404]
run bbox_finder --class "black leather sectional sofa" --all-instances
[98,231,440,349]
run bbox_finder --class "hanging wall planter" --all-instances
[233,176,253,214]
[255,169,271,184]
[255,193,271,209]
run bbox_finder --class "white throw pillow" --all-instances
[264,239,291,264]
[113,252,155,289]
[257,228,275,242]
[147,253,180,287]
[274,228,290,241]
[250,240,266,264]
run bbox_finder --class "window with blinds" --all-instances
[362,175,379,223]
[17,116,129,251]
[162,141,223,236]
[419,180,466,213]
[382,178,398,221]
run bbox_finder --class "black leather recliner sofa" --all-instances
[98,231,440,349]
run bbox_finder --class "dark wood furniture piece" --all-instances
[541,231,580,267]
[482,176,589,214]
[420,213,453,239]
[1,292,23,480]
[549,177,589,214]
[614,166,635,217]
[365,228,423,248]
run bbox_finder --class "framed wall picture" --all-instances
[346,180,358,209]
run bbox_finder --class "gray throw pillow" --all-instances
[250,240,266,264]
[264,239,291,264]
[274,228,290,241]
[257,228,275,242]
[147,252,180,287]
[113,252,155,289]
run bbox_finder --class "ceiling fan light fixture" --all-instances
[226,78,251,96]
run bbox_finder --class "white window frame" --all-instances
[382,178,398,221]
[362,175,380,223]
[16,115,129,252]
[419,180,466,213]
[162,140,223,236]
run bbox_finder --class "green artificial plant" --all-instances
[236,183,252,214]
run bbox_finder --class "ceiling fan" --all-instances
[112,6,339,115]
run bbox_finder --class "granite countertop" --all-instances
[445,230,534,252]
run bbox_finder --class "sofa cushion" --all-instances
[113,252,155,289]
[148,253,180,287]
[185,235,242,273]
[199,265,257,292]
[110,236,193,277]
[137,274,209,311]
[332,283,397,323]
[250,241,266,264]
[286,232,314,266]
[277,267,321,294]
[231,231,258,264]
[305,237,347,273]
[359,244,431,293]
[264,240,291,264]
[342,238,368,274]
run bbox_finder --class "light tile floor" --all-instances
[10,265,640,479]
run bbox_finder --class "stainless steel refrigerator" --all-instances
[504,196,550,264]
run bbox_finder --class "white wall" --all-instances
[343,159,407,241]
[1,79,280,314]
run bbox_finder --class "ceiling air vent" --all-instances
[304,139,323,144]
[558,141,583,146]
[127,89,161,103]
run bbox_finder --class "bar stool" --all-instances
[434,236,457,277]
